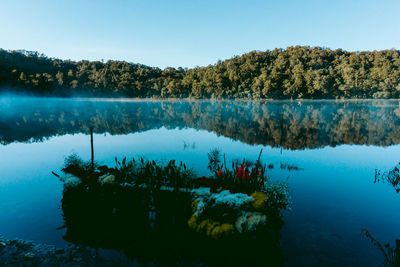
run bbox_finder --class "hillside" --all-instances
[1,46,399,99]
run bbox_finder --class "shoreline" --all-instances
[1,94,400,103]
[0,237,130,266]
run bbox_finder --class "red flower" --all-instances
[237,167,243,179]
[217,169,223,177]
[236,166,249,181]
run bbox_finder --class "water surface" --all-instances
[1,98,400,266]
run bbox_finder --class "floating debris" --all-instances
[280,162,302,171]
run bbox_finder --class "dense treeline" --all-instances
[0,46,400,98]
[2,99,400,149]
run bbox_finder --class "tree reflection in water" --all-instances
[1,99,400,150]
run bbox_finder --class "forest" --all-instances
[0,46,399,99]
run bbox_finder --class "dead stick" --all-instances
[258,148,263,162]
[90,127,94,170]
[56,225,66,230]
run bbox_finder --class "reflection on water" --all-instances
[361,228,400,267]
[375,163,400,193]
[61,185,285,266]
[2,98,400,266]
[370,164,400,266]
[2,98,400,149]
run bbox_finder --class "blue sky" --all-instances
[0,0,399,68]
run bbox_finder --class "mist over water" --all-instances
[1,97,400,266]
[1,96,400,148]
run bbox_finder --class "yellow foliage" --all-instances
[188,192,270,239]
[197,219,212,232]
[188,214,197,229]
[251,192,268,210]
[189,218,235,239]
[188,196,249,239]
[191,200,200,212]
[206,221,219,236]
[210,223,235,239]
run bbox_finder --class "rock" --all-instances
[0,237,131,266]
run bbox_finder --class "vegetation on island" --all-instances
[59,150,289,212]
[1,46,400,99]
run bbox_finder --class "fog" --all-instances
[1,97,400,149]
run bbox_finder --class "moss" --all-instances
[251,192,268,210]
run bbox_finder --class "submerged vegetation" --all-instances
[362,164,400,266]
[280,162,302,171]
[375,163,400,193]
[1,46,400,99]
[361,229,400,266]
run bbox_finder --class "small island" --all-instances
[52,151,290,265]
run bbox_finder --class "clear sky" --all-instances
[0,0,399,69]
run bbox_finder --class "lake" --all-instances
[1,97,400,266]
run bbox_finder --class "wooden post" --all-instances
[257,148,263,162]
[90,127,94,170]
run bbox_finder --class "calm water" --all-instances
[1,97,400,266]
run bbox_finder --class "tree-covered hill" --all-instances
[1,46,399,99]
